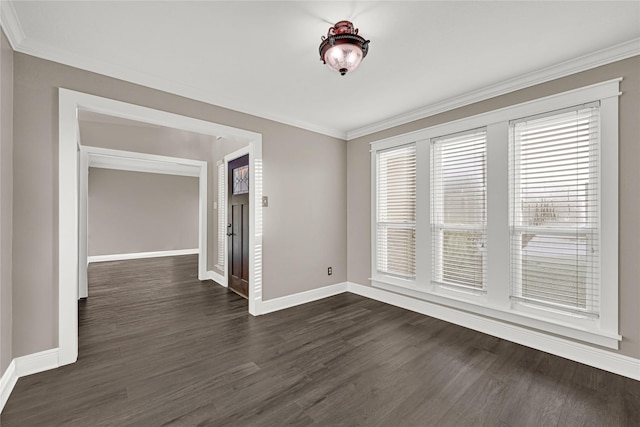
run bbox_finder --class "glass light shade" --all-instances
[323,44,364,75]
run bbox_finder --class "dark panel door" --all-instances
[228,154,249,299]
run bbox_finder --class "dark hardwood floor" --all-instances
[2,254,639,426]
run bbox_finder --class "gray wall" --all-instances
[0,30,13,375]
[79,118,247,275]
[12,53,347,358]
[347,56,640,358]
[88,169,199,256]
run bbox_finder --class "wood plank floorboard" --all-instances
[2,254,639,426]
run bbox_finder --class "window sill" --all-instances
[371,277,621,349]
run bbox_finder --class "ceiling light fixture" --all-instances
[319,20,370,76]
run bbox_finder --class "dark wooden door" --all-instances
[227,154,249,299]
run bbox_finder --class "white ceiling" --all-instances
[2,1,639,139]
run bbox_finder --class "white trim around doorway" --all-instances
[78,146,208,299]
[59,88,264,367]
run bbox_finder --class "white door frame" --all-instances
[78,146,208,299]
[59,88,264,366]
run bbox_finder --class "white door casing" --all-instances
[59,88,264,366]
[78,146,208,299]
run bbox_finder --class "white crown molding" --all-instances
[5,31,347,140]
[346,38,640,140]
[0,0,24,49]
[3,0,637,143]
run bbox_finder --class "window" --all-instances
[510,104,600,317]
[370,79,620,348]
[375,144,416,279]
[232,165,249,195]
[431,128,487,292]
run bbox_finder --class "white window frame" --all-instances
[372,143,417,287]
[370,79,621,349]
[430,128,488,295]
[509,104,601,319]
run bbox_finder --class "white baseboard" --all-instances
[259,282,349,315]
[2,283,637,415]
[347,282,640,381]
[0,360,17,413]
[88,248,198,263]
[0,348,59,413]
[204,270,226,286]
[14,348,59,378]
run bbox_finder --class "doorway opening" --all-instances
[59,89,264,366]
[78,146,208,299]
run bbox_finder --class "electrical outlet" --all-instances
[328,267,332,275]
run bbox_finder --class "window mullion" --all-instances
[415,140,431,289]
[486,122,511,308]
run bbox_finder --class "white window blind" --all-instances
[376,144,416,279]
[509,104,600,316]
[216,162,225,270]
[431,128,487,291]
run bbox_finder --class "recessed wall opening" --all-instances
[59,89,264,366]
[78,146,208,300]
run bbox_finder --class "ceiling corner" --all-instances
[0,0,25,49]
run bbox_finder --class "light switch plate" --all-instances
[262,196,268,207]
